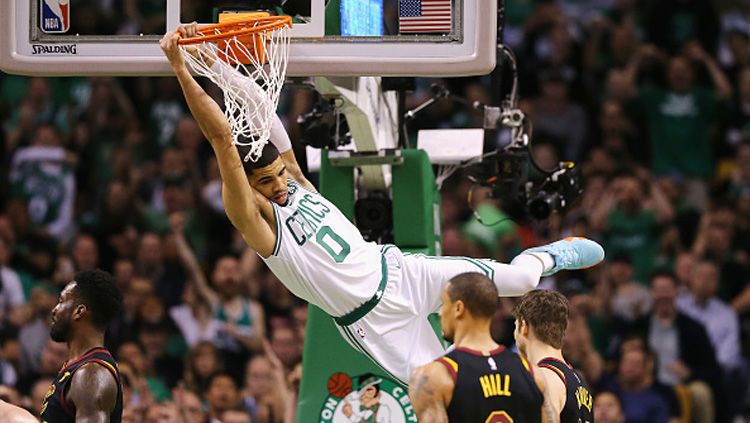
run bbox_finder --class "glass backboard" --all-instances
[0,0,497,77]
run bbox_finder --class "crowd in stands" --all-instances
[1,0,750,422]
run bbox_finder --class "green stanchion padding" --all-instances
[319,149,355,221]
[392,149,440,250]
[297,149,441,423]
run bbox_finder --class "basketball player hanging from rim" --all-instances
[160,22,605,385]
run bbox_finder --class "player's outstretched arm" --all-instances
[409,362,453,423]
[160,28,276,257]
[66,363,118,423]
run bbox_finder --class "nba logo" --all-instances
[40,0,70,34]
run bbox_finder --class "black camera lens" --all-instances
[527,191,562,220]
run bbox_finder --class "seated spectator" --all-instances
[676,260,747,420]
[597,342,678,423]
[625,270,722,423]
[594,391,626,423]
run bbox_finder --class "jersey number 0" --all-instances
[316,226,351,263]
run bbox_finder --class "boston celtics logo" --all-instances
[320,372,417,422]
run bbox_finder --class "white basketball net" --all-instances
[180,21,291,162]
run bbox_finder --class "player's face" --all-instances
[439,290,456,343]
[50,282,78,343]
[248,157,289,205]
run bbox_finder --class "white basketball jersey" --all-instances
[261,180,383,317]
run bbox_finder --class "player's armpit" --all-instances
[409,362,454,423]
[66,363,118,423]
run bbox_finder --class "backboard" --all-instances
[0,0,497,77]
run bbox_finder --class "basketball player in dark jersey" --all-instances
[514,289,595,423]
[409,272,547,422]
[40,269,124,423]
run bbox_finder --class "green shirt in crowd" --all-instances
[637,85,716,179]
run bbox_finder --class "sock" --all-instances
[512,252,555,274]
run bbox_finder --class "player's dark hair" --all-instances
[446,273,499,320]
[513,289,569,349]
[73,269,123,330]
[238,142,280,175]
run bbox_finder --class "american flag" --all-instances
[399,0,452,33]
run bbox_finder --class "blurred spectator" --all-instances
[243,352,290,423]
[626,271,721,423]
[183,341,223,395]
[17,339,66,396]
[270,324,301,373]
[17,284,57,378]
[591,171,674,283]
[596,343,677,423]
[221,408,252,423]
[139,320,183,389]
[117,340,169,403]
[531,70,589,160]
[594,391,626,423]
[0,237,26,328]
[172,213,266,373]
[0,330,18,388]
[169,281,213,348]
[676,260,747,420]
[172,387,205,423]
[144,401,179,423]
[204,372,242,423]
[29,377,52,414]
[71,233,99,272]
[8,125,76,242]
[623,43,732,210]
[602,252,652,322]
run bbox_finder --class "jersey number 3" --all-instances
[316,226,351,263]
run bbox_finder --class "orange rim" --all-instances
[177,15,292,45]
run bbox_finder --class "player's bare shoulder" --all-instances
[409,361,454,422]
[67,361,119,418]
[0,401,37,423]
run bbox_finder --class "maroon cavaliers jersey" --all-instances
[40,347,122,423]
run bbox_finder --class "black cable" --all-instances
[466,184,518,227]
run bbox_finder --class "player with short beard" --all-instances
[41,269,124,423]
